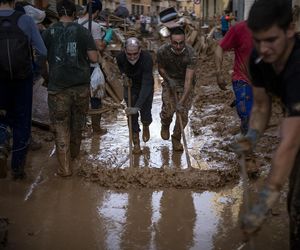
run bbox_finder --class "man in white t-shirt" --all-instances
[77,0,107,134]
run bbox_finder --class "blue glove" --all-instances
[242,185,280,235]
[125,107,140,115]
[103,28,113,45]
[230,128,260,155]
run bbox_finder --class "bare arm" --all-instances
[214,45,226,90]
[267,117,300,189]
[248,86,272,133]
[179,68,195,105]
[215,44,224,73]
[87,50,98,64]
[158,63,169,82]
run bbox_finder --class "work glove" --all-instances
[216,72,227,90]
[125,107,140,116]
[167,77,177,89]
[103,28,113,45]
[230,128,261,155]
[176,103,185,113]
[241,185,280,235]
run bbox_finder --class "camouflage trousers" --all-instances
[48,85,89,161]
[288,151,300,250]
[160,82,194,139]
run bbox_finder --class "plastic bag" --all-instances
[90,64,105,98]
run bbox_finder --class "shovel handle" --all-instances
[125,76,133,168]
[173,90,192,168]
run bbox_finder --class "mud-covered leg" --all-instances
[48,91,72,177]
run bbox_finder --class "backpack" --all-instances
[0,11,32,81]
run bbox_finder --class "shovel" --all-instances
[124,76,133,168]
[239,153,255,250]
[172,90,192,168]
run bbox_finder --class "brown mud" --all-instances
[75,53,282,190]
[0,52,289,250]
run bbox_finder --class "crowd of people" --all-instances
[0,0,300,248]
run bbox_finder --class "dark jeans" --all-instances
[0,75,33,175]
[124,88,153,133]
[288,152,300,250]
[232,80,253,134]
[222,30,228,36]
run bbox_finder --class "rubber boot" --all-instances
[132,132,142,154]
[160,124,170,140]
[91,115,107,135]
[142,125,150,142]
[56,149,72,177]
[172,135,183,151]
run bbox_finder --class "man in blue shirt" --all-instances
[220,11,229,36]
[0,0,47,179]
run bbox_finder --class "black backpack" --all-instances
[0,11,32,81]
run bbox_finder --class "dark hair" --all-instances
[248,0,293,32]
[85,0,102,15]
[56,0,76,17]
[169,26,185,36]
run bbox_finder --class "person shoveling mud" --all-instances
[157,26,197,152]
[231,0,300,248]
[116,37,154,154]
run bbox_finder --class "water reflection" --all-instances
[96,189,244,250]
[121,190,153,249]
[155,189,196,250]
[98,192,128,250]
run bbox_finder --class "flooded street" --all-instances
[0,56,289,249]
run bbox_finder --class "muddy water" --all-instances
[79,71,241,189]
[0,55,289,249]
[0,173,289,250]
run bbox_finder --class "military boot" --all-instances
[160,124,170,140]
[132,132,142,154]
[171,135,183,151]
[142,125,150,142]
[91,115,107,135]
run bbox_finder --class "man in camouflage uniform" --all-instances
[42,0,98,176]
[157,27,197,151]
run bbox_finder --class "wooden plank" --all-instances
[102,60,124,101]
[186,29,198,46]
[106,82,122,104]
